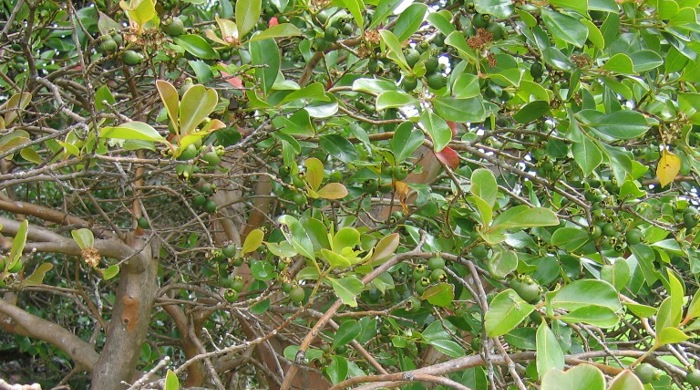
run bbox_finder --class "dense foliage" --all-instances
[1,0,700,389]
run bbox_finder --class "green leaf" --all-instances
[156,80,179,133]
[71,228,95,249]
[685,288,700,322]
[558,306,620,328]
[250,39,280,96]
[551,227,591,252]
[20,263,54,287]
[433,97,486,123]
[379,30,408,70]
[513,101,550,123]
[630,50,664,73]
[319,134,357,163]
[100,122,166,143]
[474,0,514,18]
[420,110,451,153]
[550,279,622,312]
[426,11,456,36]
[119,0,157,28]
[174,35,219,60]
[278,215,315,260]
[487,248,518,278]
[101,264,120,281]
[608,369,644,390]
[445,31,477,63]
[250,298,270,314]
[425,339,465,358]
[470,168,498,207]
[579,110,650,140]
[484,289,535,337]
[393,3,428,42]
[624,302,657,318]
[541,365,605,390]
[572,136,603,176]
[327,275,364,307]
[656,327,690,346]
[165,369,180,390]
[235,0,261,37]
[333,227,360,251]
[536,321,565,378]
[369,233,400,264]
[452,73,481,99]
[333,320,361,349]
[491,206,559,230]
[421,283,454,307]
[541,9,588,48]
[242,228,264,254]
[370,0,403,29]
[376,91,418,110]
[470,195,493,227]
[600,259,631,292]
[390,122,424,163]
[95,85,116,112]
[304,157,324,192]
[179,85,218,136]
[603,53,635,74]
[250,260,276,281]
[325,355,349,384]
[337,0,364,33]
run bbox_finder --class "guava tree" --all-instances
[1,0,700,389]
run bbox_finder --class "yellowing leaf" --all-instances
[393,180,410,212]
[656,149,681,188]
[242,228,264,254]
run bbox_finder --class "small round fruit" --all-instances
[230,277,245,292]
[472,245,489,260]
[530,62,544,80]
[192,194,207,207]
[424,57,439,73]
[137,217,150,229]
[684,211,699,229]
[428,256,446,270]
[362,178,379,193]
[412,263,428,279]
[324,27,339,42]
[177,144,198,161]
[430,268,448,283]
[405,48,420,68]
[686,370,700,386]
[405,296,422,312]
[122,50,144,65]
[486,23,503,40]
[281,282,293,293]
[162,17,185,36]
[426,72,447,90]
[589,225,603,239]
[472,13,491,29]
[98,37,118,53]
[224,289,239,303]
[634,363,659,384]
[201,151,221,166]
[392,166,409,180]
[292,192,307,206]
[203,199,217,213]
[510,276,542,304]
[625,228,643,245]
[602,223,617,237]
[222,244,237,258]
[401,76,418,92]
[289,286,305,303]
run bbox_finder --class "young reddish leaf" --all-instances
[435,147,459,170]
[269,16,279,27]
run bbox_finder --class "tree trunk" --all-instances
[91,236,158,390]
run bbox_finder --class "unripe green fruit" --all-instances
[230,277,245,292]
[289,286,305,303]
[602,223,617,237]
[472,245,489,260]
[392,166,409,180]
[428,256,446,270]
[472,13,490,29]
[201,151,221,166]
[634,363,659,384]
[137,217,150,229]
[98,37,118,53]
[203,199,217,214]
[424,57,439,74]
[430,268,447,283]
[625,228,643,245]
[510,276,542,304]
[686,370,700,386]
[530,62,544,80]
[162,17,185,36]
[224,289,239,303]
[292,192,307,206]
[426,72,447,90]
[122,50,144,65]
[222,244,237,258]
[192,194,207,207]
[406,296,422,312]
[401,76,418,92]
[405,49,420,68]
[324,27,339,42]
[177,144,198,161]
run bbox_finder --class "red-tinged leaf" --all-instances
[219,68,244,89]
[435,147,459,170]
[269,16,279,27]
[446,121,459,136]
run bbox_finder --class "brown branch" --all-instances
[0,297,99,370]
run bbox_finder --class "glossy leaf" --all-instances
[572,136,603,176]
[156,80,179,132]
[536,321,565,377]
[250,39,280,95]
[333,320,361,349]
[236,0,261,37]
[393,3,428,42]
[541,364,605,390]
[541,9,588,48]
[242,228,264,254]
[656,149,681,187]
[71,228,95,249]
[165,369,180,390]
[421,282,454,307]
[608,369,644,390]
[20,263,54,287]
[485,289,535,337]
[551,280,622,312]
[179,85,218,136]
[328,275,364,307]
[369,233,400,264]
[390,122,424,163]
[100,122,167,143]
[174,35,219,60]
[420,110,451,153]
